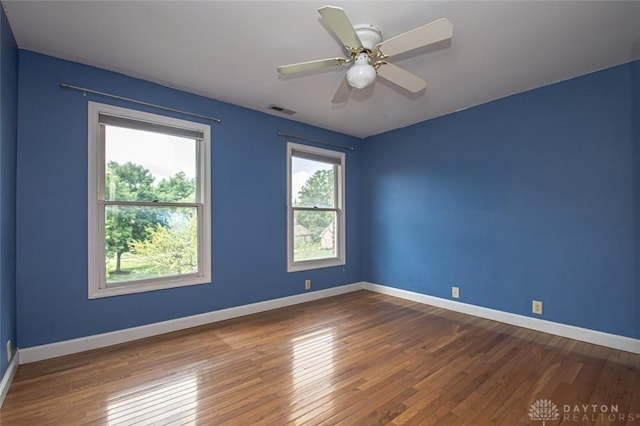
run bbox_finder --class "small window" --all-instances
[88,102,211,298]
[287,143,345,272]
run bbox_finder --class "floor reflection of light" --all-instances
[106,373,198,425]
[290,327,336,419]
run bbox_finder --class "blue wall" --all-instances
[16,51,362,348]
[363,61,639,339]
[0,5,18,375]
[13,49,639,349]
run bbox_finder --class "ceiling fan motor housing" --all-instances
[354,24,382,52]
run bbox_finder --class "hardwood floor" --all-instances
[1,290,639,425]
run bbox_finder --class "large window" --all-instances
[287,143,345,272]
[88,102,211,298]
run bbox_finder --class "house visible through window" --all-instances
[88,102,211,298]
[288,143,345,272]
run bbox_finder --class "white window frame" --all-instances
[287,142,346,272]
[88,101,211,298]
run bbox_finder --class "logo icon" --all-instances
[529,399,560,425]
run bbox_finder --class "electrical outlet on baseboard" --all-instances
[451,286,460,299]
[532,300,543,315]
[6,340,11,363]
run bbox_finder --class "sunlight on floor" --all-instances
[290,327,337,422]
[106,373,199,425]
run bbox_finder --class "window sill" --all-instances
[89,276,211,299]
[288,258,345,273]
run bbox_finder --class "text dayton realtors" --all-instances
[562,404,637,422]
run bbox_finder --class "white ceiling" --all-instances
[3,1,640,138]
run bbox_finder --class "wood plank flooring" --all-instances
[1,290,639,425]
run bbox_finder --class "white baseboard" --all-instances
[363,282,640,354]
[18,281,639,364]
[19,282,365,364]
[0,351,19,408]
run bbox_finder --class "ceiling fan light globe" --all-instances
[346,63,377,89]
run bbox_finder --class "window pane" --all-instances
[104,125,197,203]
[293,210,337,261]
[291,157,335,208]
[106,205,198,284]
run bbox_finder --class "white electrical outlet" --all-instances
[452,286,460,299]
[532,300,543,315]
[6,340,11,363]
[305,279,311,290]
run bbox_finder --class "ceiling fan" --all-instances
[277,6,453,103]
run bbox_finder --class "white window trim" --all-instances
[287,142,346,272]
[88,101,211,299]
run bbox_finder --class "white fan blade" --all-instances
[277,58,347,75]
[376,18,453,58]
[377,63,427,93]
[318,6,363,50]
[331,76,351,103]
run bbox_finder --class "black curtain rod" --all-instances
[278,132,354,151]
[60,82,222,123]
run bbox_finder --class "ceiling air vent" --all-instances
[268,105,297,115]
